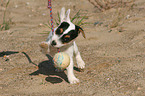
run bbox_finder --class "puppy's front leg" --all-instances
[67,57,79,84]
[39,31,53,54]
[39,41,50,54]
[73,42,85,69]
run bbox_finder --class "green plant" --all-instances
[0,0,11,31]
[71,10,89,26]
[43,10,89,34]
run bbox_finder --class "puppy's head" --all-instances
[51,7,85,48]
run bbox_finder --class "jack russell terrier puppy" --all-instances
[40,7,86,84]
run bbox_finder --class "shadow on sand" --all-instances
[30,54,69,84]
[0,51,19,57]
[0,51,37,66]
[0,51,81,84]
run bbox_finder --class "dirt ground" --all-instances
[0,0,145,96]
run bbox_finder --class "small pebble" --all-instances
[143,36,145,39]
[39,23,43,26]
[118,27,125,32]
[94,21,103,26]
[42,13,46,16]
[28,15,32,17]
[137,87,142,90]
[126,15,131,19]
[14,5,18,8]
[26,2,30,5]
[108,30,112,33]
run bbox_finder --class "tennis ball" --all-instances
[53,52,70,70]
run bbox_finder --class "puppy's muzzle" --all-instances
[51,40,57,46]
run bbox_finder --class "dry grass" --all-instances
[88,0,135,29]
[109,8,126,28]
[88,0,135,12]
[0,0,11,31]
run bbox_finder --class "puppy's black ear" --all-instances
[75,25,86,38]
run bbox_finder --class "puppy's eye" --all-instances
[64,37,69,41]
[64,35,70,42]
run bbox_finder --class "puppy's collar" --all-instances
[57,48,60,52]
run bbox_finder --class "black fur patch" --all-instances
[60,26,79,44]
[55,22,70,35]
[75,25,85,38]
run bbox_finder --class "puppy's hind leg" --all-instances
[73,42,85,69]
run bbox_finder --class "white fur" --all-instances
[40,8,85,84]
[60,7,66,22]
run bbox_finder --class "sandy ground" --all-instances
[0,0,145,96]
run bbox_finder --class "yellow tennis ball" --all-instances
[53,52,70,70]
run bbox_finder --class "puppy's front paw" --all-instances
[77,60,85,69]
[39,42,49,54]
[69,77,80,84]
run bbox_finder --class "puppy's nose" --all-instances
[51,40,57,46]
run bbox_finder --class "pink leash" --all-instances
[48,0,60,52]
[48,0,54,33]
